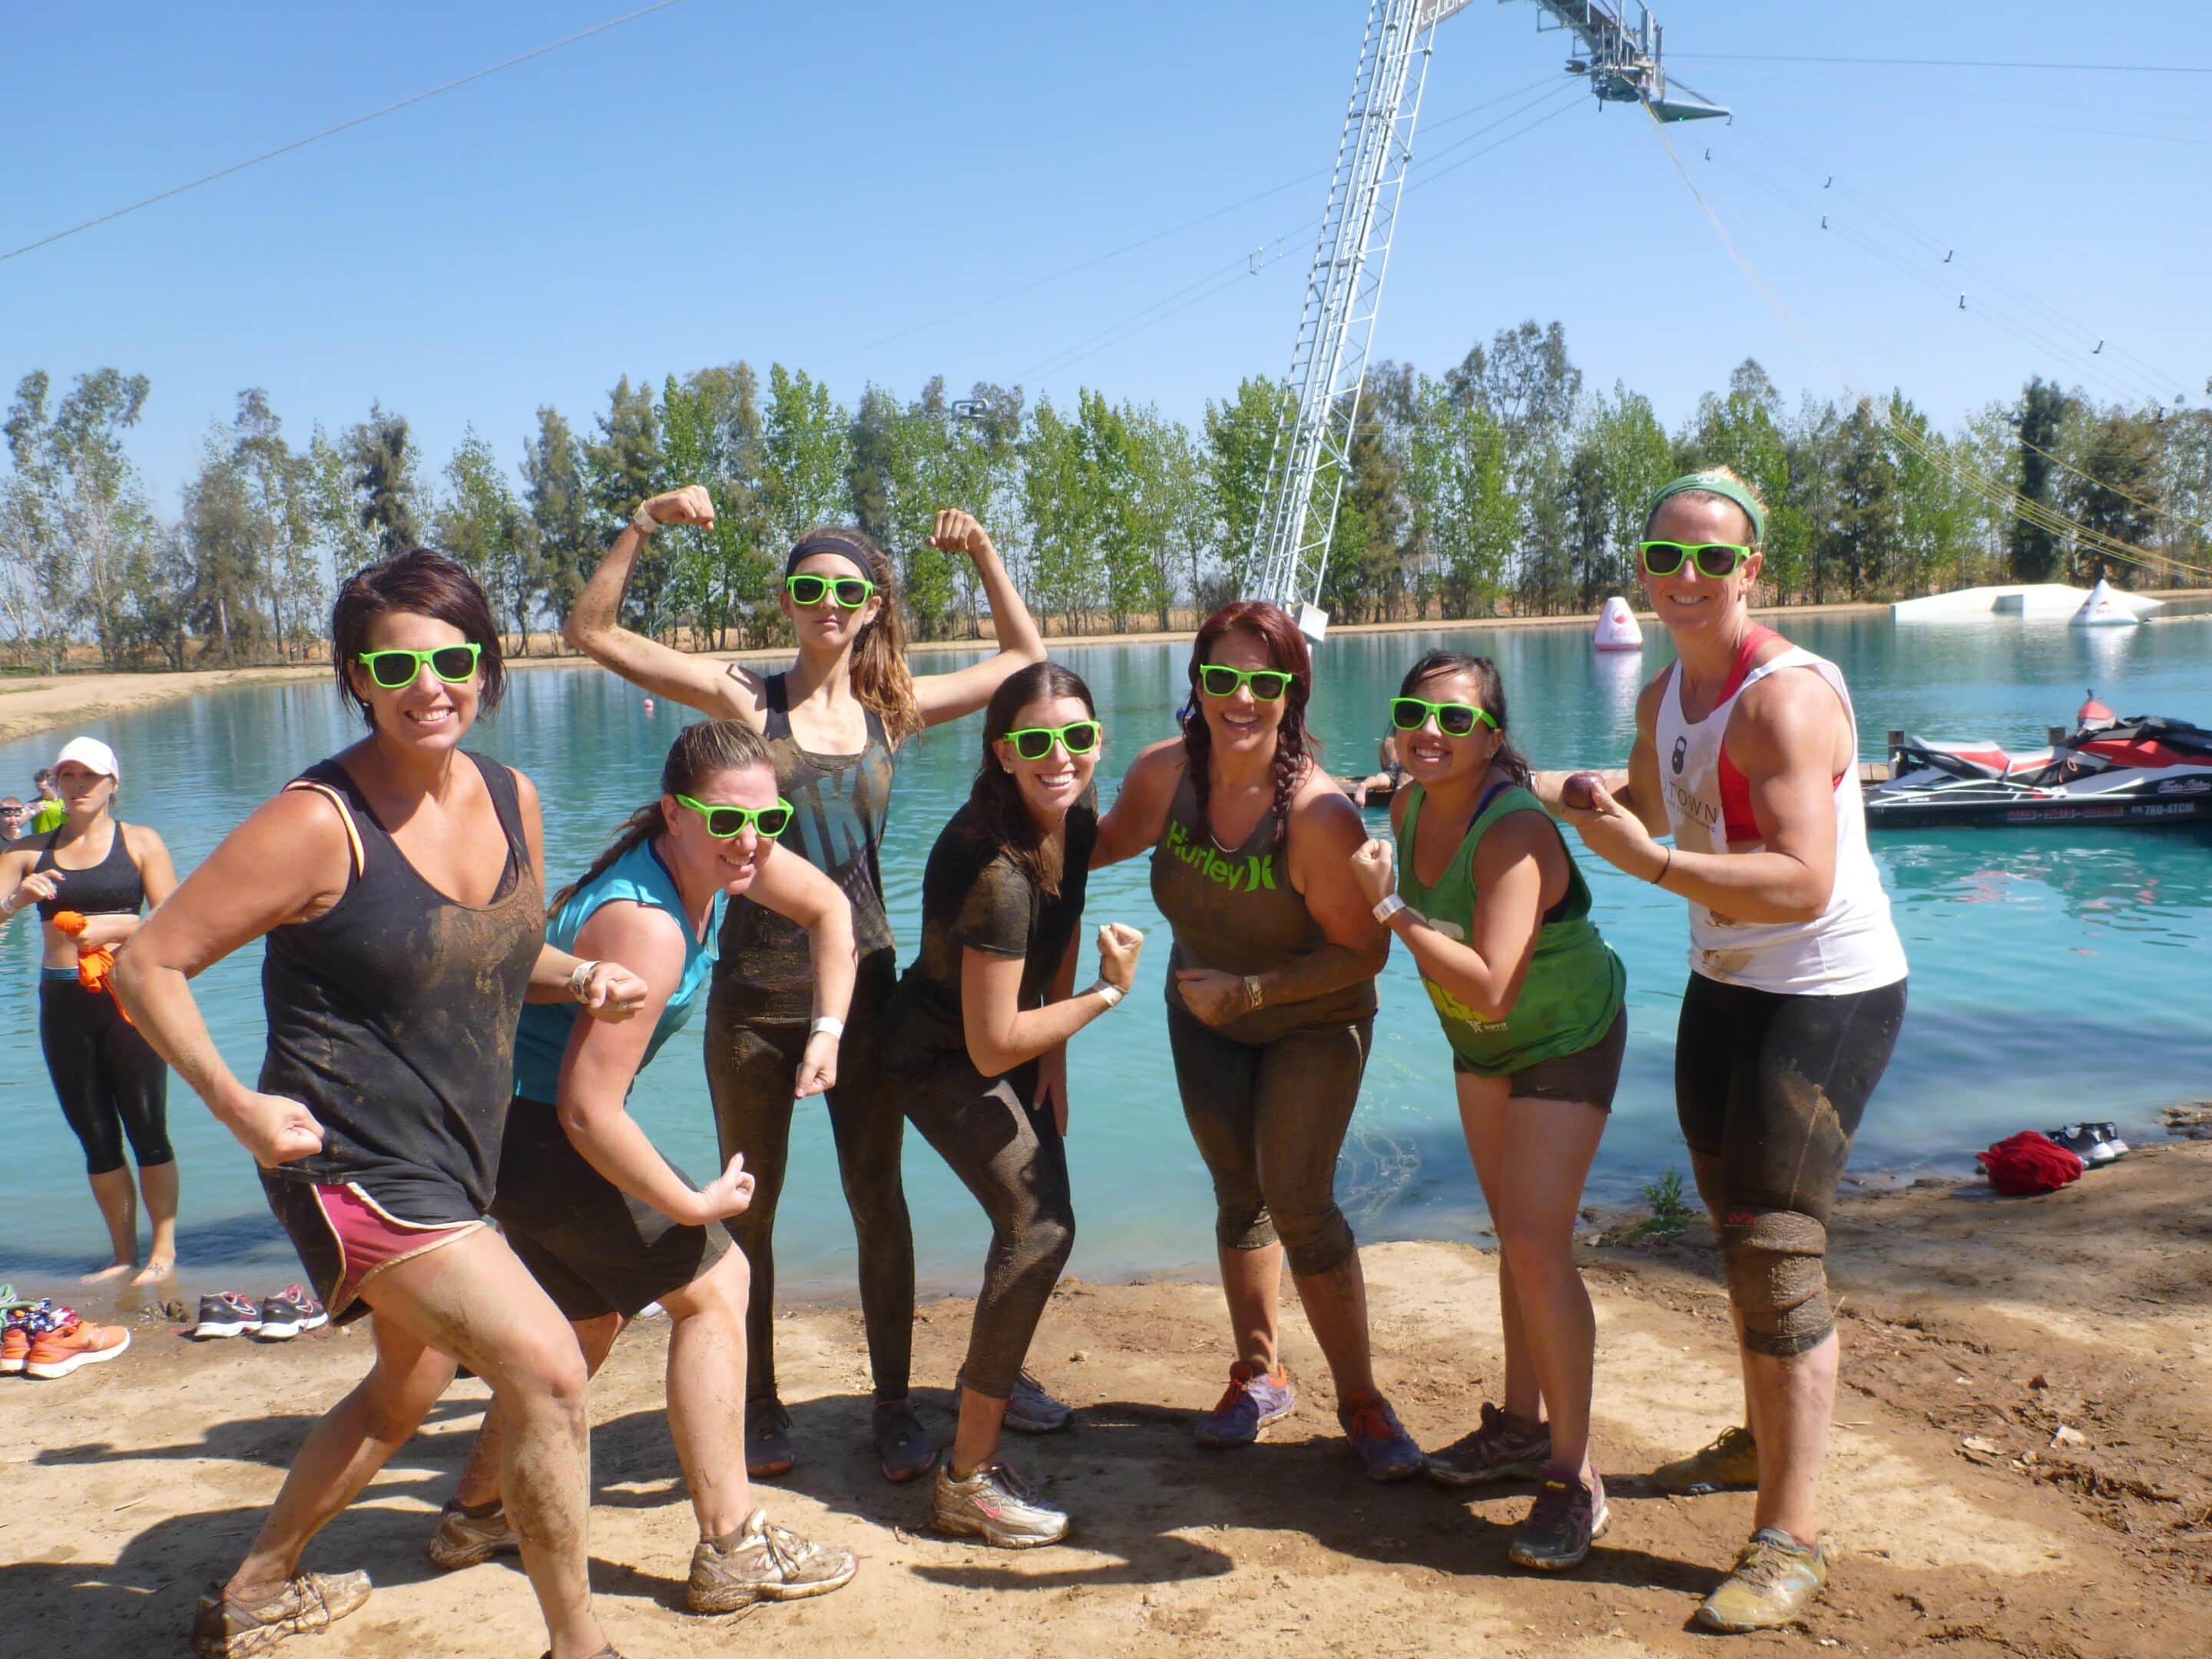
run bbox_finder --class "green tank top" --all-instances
[1394,781,1625,1075]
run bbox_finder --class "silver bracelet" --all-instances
[810,1015,846,1038]
[567,959,601,1002]
[1088,979,1125,1009]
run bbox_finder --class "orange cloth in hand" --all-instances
[51,909,87,936]
[72,942,137,1028]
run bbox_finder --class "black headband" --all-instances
[783,535,873,579]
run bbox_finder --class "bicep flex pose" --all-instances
[565,489,1045,1482]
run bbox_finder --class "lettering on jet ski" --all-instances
[1164,820,1278,892]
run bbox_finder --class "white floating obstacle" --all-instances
[1592,596,1644,652]
[2070,577,2142,628]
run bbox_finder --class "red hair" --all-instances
[1181,600,1320,846]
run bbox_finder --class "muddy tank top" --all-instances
[1393,782,1625,1075]
[32,821,144,919]
[715,672,898,1023]
[1149,763,1376,1044]
[258,752,545,1223]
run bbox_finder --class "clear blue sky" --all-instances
[6,1,2207,504]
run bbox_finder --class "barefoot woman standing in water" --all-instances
[565,488,1046,1480]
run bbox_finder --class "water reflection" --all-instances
[1883,826,2212,933]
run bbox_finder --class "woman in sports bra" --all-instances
[0,733,179,1284]
[115,550,653,1659]
[1538,469,1907,1634]
[563,486,1045,1481]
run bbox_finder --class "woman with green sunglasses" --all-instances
[565,490,1046,1482]
[1349,650,1626,1571]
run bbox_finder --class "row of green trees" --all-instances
[5,321,2207,671]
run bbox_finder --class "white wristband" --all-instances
[810,1015,845,1039]
[1089,980,1125,1009]
[629,504,658,536]
[567,959,601,1002]
[1372,894,1408,924]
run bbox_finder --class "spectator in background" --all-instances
[31,770,66,834]
[1,797,28,841]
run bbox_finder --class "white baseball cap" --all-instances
[54,736,120,781]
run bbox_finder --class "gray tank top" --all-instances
[1148,764,1376,1044]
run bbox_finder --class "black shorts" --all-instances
[1454,1005,1628,1111]
[490,1098,730,1323]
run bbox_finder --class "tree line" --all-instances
[4,321,2207,672]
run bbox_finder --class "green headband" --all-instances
[1645,472,1766,544]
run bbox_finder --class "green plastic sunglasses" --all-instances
[786,573,876,609]
[356,642,482,689]
[1389,696,1497,737]
[1639,539,1753,578]
[1003,720,1102,760]
[674,793,794,839]
[1197,664,1294,700]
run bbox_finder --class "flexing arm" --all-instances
[1089,739,1182,869]
[561,485,769,725]
[961,922,1143,1081]
[1352,807,1557,1024]
[1034,926,1081,1135]
[514,771,649,1018]
[912,510,1048,726]
[1529,670,1671,836]
[737,843,858,1097]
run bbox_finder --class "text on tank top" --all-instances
[717,672,896,1018]
[1148,763,1377,1042]
[32,822,144,919]
[1654,630,1906,996]
[257,752,545,1222]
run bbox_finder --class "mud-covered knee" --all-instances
[1216,1204,1277,1253]
[1720,1207,1832,1357]
[1280,1207,1354,1279]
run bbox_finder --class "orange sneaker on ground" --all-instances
[26,1312,131,1378]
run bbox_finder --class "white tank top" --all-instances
[1654,637,1907,996]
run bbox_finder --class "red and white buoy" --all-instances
[643,697,656,714]
[1592,596,1643,652]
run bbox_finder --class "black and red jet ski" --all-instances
[1866,694,2212,830]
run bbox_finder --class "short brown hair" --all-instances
[330,548,506,727]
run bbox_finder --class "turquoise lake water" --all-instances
[2,608,2208,1294]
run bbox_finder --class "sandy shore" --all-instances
[6,1141,2207,1657]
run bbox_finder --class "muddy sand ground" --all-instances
[5,1141,2207,1657]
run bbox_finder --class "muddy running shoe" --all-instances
[190,1569,371,1657]
[253,1286,327,1340]
[747,1398,794,1478]
[1653,1425,1760,1495]
[26,1311,129,1379]
[1695,1528,1830,1632]
[954,1367,1073,1435]
[873,1399,939,1482]
[1194,1360,1295,1449]
[426,1496,515,1570]
[192,1293,263,1339]
[930,1462,1070,1548]
[1508,1469,1610,1571]
[687,1507,859,1611]
[1338,1389,1424,1482]
[1425,1401,1552,1488]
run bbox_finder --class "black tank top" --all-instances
[258,752,545,1222]
[715,671,899,1022]
[32,822,145,919]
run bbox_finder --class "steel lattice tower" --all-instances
[1248,0,1725,639]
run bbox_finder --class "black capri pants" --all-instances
[40,971,171,1176]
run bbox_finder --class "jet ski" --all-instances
[1866,693,2212,830]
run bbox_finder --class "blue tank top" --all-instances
[512,837,724,1107]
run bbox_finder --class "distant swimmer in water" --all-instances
[428,717,863,1611]
[0,735,180,1284]
[565,487,1047,1481]
[1534,469,1908,1633]
[1091,601,1422,1482]
[115,549,654,1659]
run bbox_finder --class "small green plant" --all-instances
[1637,1168,1694,1238]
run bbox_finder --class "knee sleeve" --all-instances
[1720,1207,1833,1357]
[1278,1204,1355,1280]
[1216,1203,1277,1254]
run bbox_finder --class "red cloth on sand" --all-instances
[1976,1131,2083,1197]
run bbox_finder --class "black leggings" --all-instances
[706,953,914,1405]
[40,973,172,1176]
[902,1060,1073,1400]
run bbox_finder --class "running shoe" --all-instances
[1425,1401,1553,1488]
[190,1569,371,1657]
[1653,1425,1760,1495]
[929,1462,1070,1548]
[2045,1123,2128,1166]
[1338,1389,1424,1482]
[747,1398,795,1478]
[1508,1469,1610,1571]
[873,1398,939,1482]
[687,1508,859,1611]
[0,1299,47,1373]
[426,1497,515,1571]
[1193,1359,1295,1449]
[1695,1528,1830,1633]
[25,1312,129,1379]
[955,1367,1074,1434]
[192,1292,263,1340]
[253,1286,327,1341]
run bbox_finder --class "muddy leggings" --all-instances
[40,972,171,1176]
[706,953,915,1405]
[1167,1002,1371,1279]
[902,1058,1074,1400]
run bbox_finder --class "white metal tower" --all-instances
[1249,0,1726,639]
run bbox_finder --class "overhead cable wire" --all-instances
[0,0,686,267]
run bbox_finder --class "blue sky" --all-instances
[5,1,2207,504]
